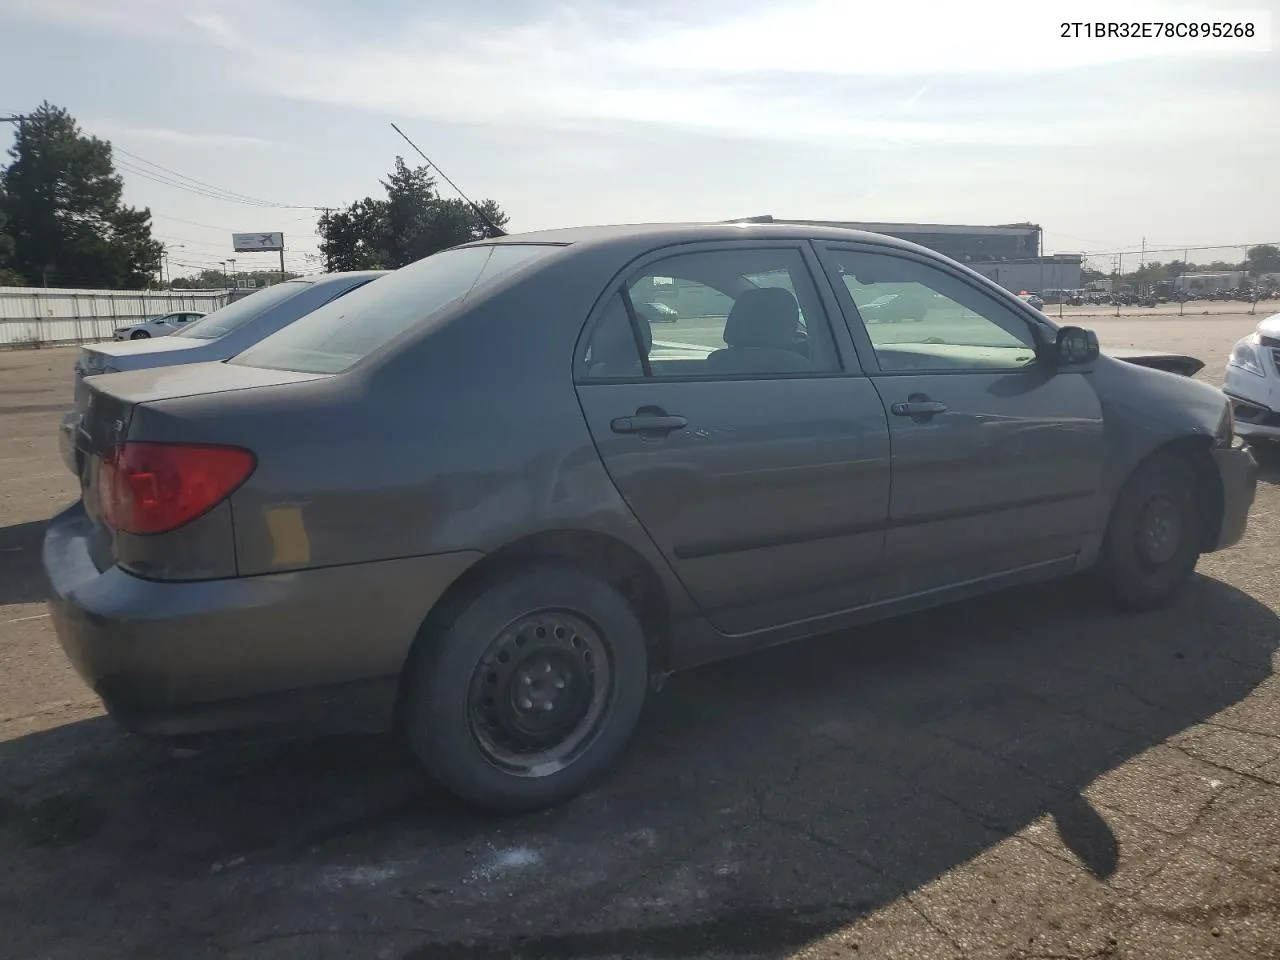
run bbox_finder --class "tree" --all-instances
[1246,244,1280,276]
[0,102,162,288]
[0,194,20,286]
[318,156,508,272]
[318,197,389,271]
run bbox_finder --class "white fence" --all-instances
[0,287,230,348]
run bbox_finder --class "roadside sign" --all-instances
[232,232,284,252]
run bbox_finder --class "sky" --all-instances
[0,0,1277,276]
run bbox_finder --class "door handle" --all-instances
[611,414,688,434]
[890,400,947,417]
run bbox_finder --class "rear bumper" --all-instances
[1209,443,1258,552]
[42,501,481,739]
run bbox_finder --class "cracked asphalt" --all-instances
[2,313,1279,960]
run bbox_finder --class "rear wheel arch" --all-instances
[395,529,673,727]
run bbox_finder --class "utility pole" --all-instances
[1180,247,1188,316]
[228,257,236,291]
[1115,252,1123,317]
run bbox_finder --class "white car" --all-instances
[112,311,207,340]
[1224,312,1280,449]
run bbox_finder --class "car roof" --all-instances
[470,221,934,255]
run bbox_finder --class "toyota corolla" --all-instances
[44,222,1257,812]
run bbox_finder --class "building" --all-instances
[1174,272,1245,293]
[728,216,1080,294]
[967,255,1083,295]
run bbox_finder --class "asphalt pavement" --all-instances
[2,314,1279,960]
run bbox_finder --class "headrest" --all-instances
[723,287,800,348]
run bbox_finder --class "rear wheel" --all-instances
[401,563,648,812]
[1094,451,1207,611]
[130,330,150,339]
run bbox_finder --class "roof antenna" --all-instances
[390,122,506,239]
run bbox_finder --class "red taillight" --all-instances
[98,442,256,535]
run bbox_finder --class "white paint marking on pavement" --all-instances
[1,613,50,625]
[472,846,542,881]
[0,472,68,483]
[318,865,403,891]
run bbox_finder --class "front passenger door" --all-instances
[817,243,1107,596]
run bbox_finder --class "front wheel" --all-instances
[1245,439,1280,466]
[1094,451,1207,611]
[130,330,150,340]
[401,563,649,812]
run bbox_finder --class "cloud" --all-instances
[10,0,1276,153]
[89,121,281,149]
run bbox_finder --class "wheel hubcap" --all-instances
[466,611,611,777]
[1135,491,1183,565]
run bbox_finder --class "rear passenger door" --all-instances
[574,242,892,637]
[816,242,1107,596]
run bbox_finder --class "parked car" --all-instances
[1018,292,1045,311]
[45,223,1257,812]
[640,300,679,322]
[113,311,207,340]
[60,272,387,475]
[1224,312,1280,452]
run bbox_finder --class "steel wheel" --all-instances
[1133,487,1185,567]
[1096,451,1204,611]
[466,610,612,778]
[402,563,649,811]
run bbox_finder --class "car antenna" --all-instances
[390,122,506,239]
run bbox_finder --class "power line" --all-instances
[1078,241,1276,258]
[113,146,322,210]
[152,212,241,232]
[116,158,288,207]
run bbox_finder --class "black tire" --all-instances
[1095,451,1206,611]
[130,330,150,339]
[1246,439,1280,466]
[401,562,648,812]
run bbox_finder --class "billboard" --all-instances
[232,232,284,252]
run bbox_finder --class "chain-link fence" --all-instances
[0,287,229,349]
[1041,242,1280,320]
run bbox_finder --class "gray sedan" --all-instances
[44,223,1257,812]
[61,271,387,473]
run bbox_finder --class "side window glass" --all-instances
[625,249,839,378]
[582,294,646,380]
[829,249,1037,372]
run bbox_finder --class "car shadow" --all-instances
[0,519,50,607]
[0,573,1275,959]
[1253,446,1280,486]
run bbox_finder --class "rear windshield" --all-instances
[174,281,312,340]
[231,244,560,374]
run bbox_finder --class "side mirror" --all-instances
[1054,326,1099,366]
